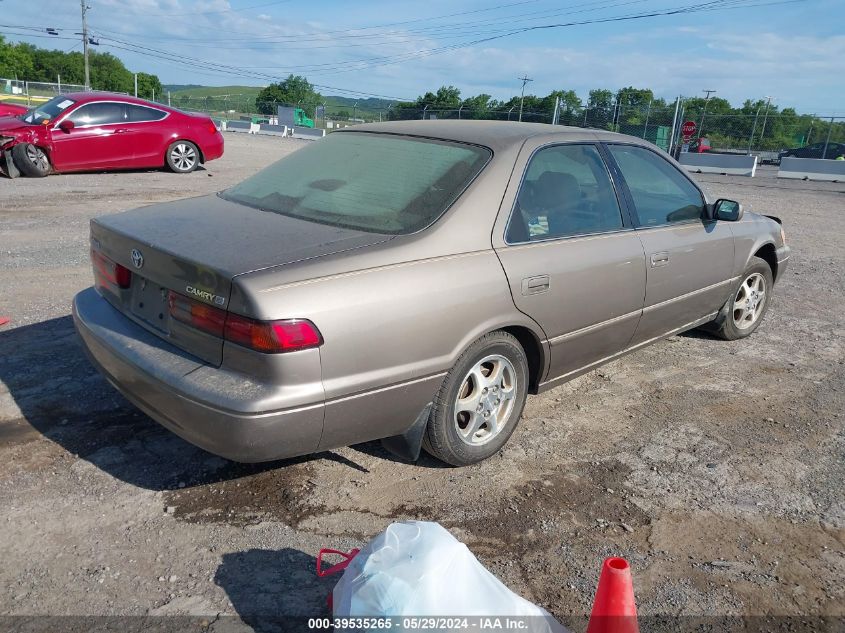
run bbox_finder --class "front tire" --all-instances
[709,256,774,340]
[166,141,199,173]
[12,143,50,177]
[423,331,529,466]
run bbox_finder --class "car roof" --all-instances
[340,120,653,152]
[59,92,176,111]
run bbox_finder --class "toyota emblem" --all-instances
[130,248,144,269]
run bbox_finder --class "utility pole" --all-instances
[759,96,775,145]
[698,89,716,136]
[669,95,681,155]
[80,0,90,90]
[748,104,762,153]
[642,98,652,139]
[822,116,834,159]
[517,75,533,122]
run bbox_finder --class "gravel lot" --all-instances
[1,133,843,629]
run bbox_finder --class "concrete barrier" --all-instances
[679,152,757,177]
[257,124,288,137]
[291,128,326,140]
[778,157,845,182]
[226,120,251,133]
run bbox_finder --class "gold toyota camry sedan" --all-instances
[73,121,790,466]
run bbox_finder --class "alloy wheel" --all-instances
[733,272,767,330]
[170,144,197,171]
[454,354,517,446]
[26,145,49,172]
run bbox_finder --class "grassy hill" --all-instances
[163,84,397,120]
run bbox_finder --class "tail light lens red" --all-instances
[167,291,322,353]
[91,250,131,289]
[207,121,218,134]
[224,314,322,352]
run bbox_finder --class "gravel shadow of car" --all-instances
[215,548,334,632]
[0,315,371,491]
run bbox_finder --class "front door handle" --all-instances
[650,252,670,267]
[521,275,550,295]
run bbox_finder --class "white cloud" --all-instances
[3,0,842,110]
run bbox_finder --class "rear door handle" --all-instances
[115,128,130,134]
[650,252,670,267]
[521,275,550,295]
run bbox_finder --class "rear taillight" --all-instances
[168,291,226,337]
[167,291,322,353]
[207,121,218,134]
[224,314,322,353]
[92,249,131,289]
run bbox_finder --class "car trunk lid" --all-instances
[90,193,393,365]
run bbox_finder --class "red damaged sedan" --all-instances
[0,102,28,118]
[0,92,224,177]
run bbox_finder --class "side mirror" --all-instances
[713,198,743,222]
[59,119,75,132]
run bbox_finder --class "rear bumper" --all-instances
[72,287,324,462]
[202,134,224,162]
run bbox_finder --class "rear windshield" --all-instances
[221,132,491,234]
[22,95,76,125]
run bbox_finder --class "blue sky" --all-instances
[1,0,843,113]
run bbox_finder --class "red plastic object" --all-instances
[0,316,9,327]
[316,548,360,578]
[586,557,639,633]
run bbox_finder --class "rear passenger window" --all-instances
[506,144,623,243]
[67,102,125,126]
[608,145,704,226]
[126,105,167,122]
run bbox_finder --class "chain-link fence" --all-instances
[1,78,87,106]
[382,102,845,162]
[43,86,842,162]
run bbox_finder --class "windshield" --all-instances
[221,132,491,234]
[22,95,77,125]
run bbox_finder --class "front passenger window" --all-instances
[67,102,125,126]
[506,144,623,243]
[608,144,704,226]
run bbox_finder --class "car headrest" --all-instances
[534,171,581,209]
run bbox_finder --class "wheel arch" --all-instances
[500,325,546,394]
[753,242,778,282]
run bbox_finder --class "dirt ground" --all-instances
[1,133,843,629]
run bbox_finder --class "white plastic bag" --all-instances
[332,521,566,632]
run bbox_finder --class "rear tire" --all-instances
[708,256,773,340]
[166,141,199,173]
[12,143,50,177]
[423,331,529,466]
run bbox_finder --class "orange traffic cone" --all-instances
[586,557,639,633]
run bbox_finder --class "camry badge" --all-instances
[130,248,144,269]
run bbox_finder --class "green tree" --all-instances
[135,72,163,100]
[461,93,492,119]
[255,75,321,116]
[0,36,35,79]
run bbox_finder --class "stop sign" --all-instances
[682,120,697,138]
